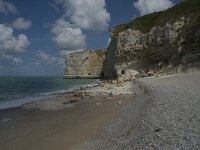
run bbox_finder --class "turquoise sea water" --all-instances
[0,76,96,110]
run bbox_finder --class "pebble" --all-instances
[104,97,111,101]
[117,101,122,105]
[109,92,114,97]
[1,118,11,123]
[95,103,102,106]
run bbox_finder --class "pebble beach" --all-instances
[0,72,200,150]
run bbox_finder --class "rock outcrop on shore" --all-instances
[65,49,107,79]
[65,0,200,80]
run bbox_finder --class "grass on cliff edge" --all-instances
[113,0,200,35]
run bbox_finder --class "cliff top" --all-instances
[67,49,107,57]
[113,0,200,35]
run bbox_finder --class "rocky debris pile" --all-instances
[136,70,156,78]
[116,69,139,83]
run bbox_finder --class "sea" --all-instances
[0,76,96,110]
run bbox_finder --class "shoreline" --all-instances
[0,79,134,150]
[0,80,99,111]
[1,72,200,149]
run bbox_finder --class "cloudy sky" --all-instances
[0,0,182,76]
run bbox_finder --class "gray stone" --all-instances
[65,49,107,79]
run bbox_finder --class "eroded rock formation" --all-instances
[102,20,186,79]
[65,0,200,80]
[102,0,200,79]
[65,49,106,79]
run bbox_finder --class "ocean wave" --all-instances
[0,80,98,110]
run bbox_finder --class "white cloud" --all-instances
[0,53,24,65]
[13,58,23,64]
[57,57,65,65]
[36,51,65,65]
[0,0,17,15]
[0,24,29,64]
[60,49,84,56]
[37,51,57,64]
[52,0,110,50]
[48,2,59,12]
[0,24,30,53]
[11,17,32,30]
[59,50,68,57]
[133,0,174,16]
[52,18,86,49]
[55,0,110,31]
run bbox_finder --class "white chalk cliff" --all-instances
[65,0,200,80]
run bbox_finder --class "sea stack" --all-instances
[65,49,107,79]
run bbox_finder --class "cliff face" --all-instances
[102,21,185,78]
[102,0,200,79]
[65,0,200,80]
[65,49,106,78]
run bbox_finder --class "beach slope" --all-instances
[0,73,200,150]
[73,72,200,150]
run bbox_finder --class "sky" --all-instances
[0,0,183,76]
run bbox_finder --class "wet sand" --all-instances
[0,92,133,150]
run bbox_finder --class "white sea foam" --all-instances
[0,81,97,110]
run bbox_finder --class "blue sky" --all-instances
[0,0,182,76]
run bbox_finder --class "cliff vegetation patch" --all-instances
[113,0,200,35]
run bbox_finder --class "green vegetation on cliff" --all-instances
[113,0,200,34]
[113,0,200,54]
[95,49,107,57]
